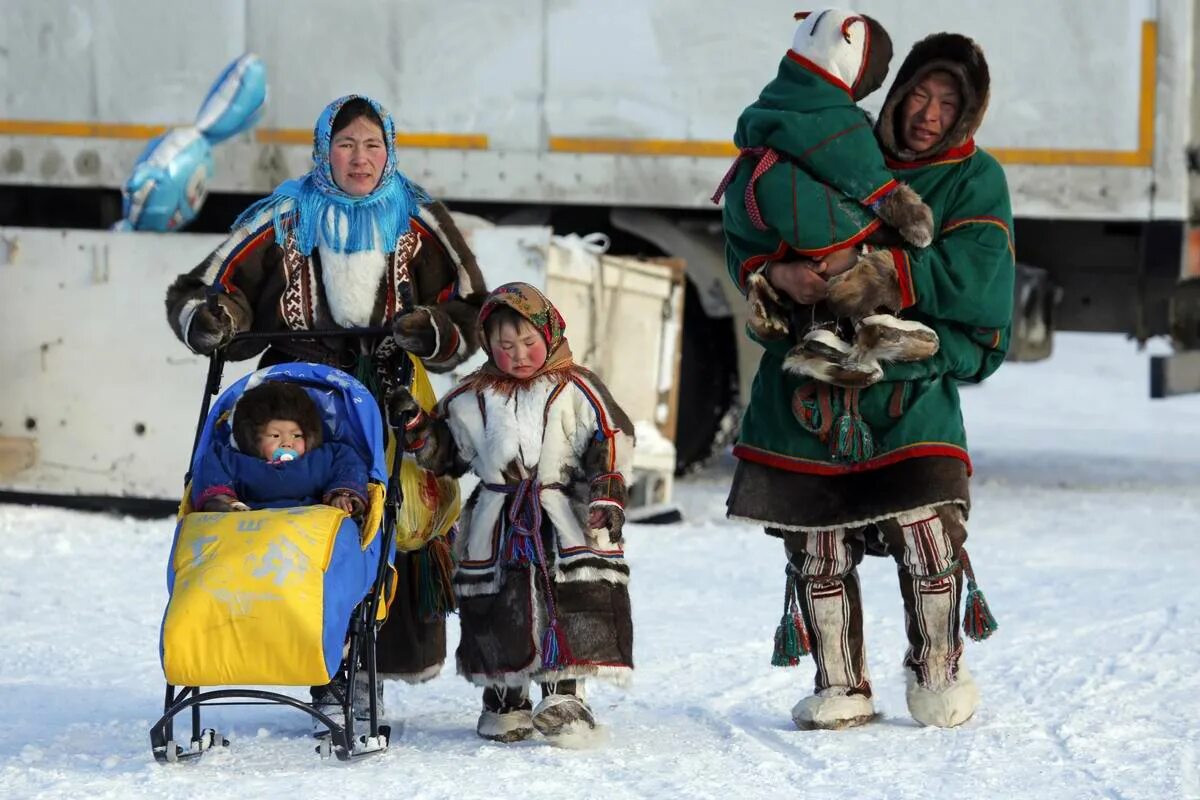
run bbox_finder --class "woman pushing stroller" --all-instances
[163,93,487,715]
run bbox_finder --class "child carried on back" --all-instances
[194,380,368,517]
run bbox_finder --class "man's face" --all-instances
[899,70,962,155]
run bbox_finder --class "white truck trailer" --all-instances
[2,0,1199,504]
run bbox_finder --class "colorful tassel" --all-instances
[541,620,566,670]
[960,548,998,642]
[830,388,874,463]
[504,530,537,565]
[771,573,812,667]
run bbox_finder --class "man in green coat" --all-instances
[725,32,1013,730]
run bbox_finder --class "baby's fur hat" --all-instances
[232,381,324,454]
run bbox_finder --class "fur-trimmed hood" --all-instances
[231,381,324,454]
[876,33,990,161]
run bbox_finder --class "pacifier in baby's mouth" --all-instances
[272,447,299,462]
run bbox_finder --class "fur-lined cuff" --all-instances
[889,247,917,309]
[589,472,627,508]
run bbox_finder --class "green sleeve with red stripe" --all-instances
[891,153,1015,329]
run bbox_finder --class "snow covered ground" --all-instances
[2,332,1198,800]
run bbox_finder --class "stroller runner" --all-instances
[150,328,413,762]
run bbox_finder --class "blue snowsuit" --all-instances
[193,441,368,510]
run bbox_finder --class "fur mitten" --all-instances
[392,306,460,359]
[386,387,433,451]
[826,250,903,319]
[873,183,934,248]
[588,472,627,543]
[186,295,242,354]
[746,269,793,340]
[589,503,626,544]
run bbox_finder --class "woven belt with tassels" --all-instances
[483,478,573,670]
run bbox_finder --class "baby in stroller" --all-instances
[193,380,369,517]
[157,364,395,759]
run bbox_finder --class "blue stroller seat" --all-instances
[151,362,400,762]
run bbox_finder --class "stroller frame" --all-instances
[150,326,412,763]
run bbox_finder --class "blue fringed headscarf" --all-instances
[233,94,429,255]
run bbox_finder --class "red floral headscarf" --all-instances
[472,282,575,389]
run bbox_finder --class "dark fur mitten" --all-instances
[746,270,793,340]
[392,306,461,359]
[186,295,246,354]
[873,183,934,247]
[826,250,903,319]
[386,387,433,450]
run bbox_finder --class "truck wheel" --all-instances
[674,278,738,474]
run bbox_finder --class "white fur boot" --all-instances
[792,688,877,731]
[477,707,535,743]
[906,663,980,728]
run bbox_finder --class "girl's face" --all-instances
[329,116,388,196]
[488,319,548,379]
[256,419,307,460]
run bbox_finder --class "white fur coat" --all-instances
[441,373,633,598]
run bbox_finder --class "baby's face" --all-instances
[256,419,307,460]
[488,320,548,379]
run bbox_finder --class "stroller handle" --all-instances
[224,327,395,344]
[204,291,393,344]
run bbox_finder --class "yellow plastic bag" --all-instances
[391,356,461,552]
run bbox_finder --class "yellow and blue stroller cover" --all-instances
[160,363,393,687]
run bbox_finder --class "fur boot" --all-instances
[873,183,934,248]
[746,270,792,340]
[477,685,535,743]
[826,250,903,319]
[783,329,883,389]
[531,681,601,746]
[793,688,877,730]
[906,663,980,728]
[853,314,939,363]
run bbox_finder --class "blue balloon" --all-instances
[195,53,268,145]
[118,53,268,232]
[122,128,214,231]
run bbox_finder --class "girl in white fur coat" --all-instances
[392,282,635,744]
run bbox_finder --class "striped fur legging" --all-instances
[774,504,968,697]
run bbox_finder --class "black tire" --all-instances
[674,278,738,473]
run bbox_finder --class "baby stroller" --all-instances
[150,327,411,763]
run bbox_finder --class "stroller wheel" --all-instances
[163,741,178,763]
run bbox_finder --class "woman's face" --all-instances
[329,116,388,196]
[488,319,548,379]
